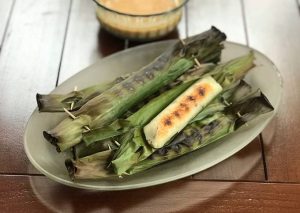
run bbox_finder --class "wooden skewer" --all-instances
[194,58,201,68]
[237,111,248,128]
[114,140,120,146]
[224,100,231,106]
[70,102,74,110]
[63,108,77,119]
[84,126,91,131]
[236,111,242,118]
[63,108,90,131]
[70,86,78,110]
[106,162,112,168]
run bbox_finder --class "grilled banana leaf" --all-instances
[44,27,226,152]
[128,93,273,175]
[37,76,129,112]
[111,52,255,174]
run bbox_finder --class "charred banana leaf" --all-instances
[128,93,273,175]
[44,27,226,152]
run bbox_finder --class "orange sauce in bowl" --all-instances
[96,0,183,40]
[99,0,179,15]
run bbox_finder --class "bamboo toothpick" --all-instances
[236,111,249,126]
[70,102,74,110]
[114,140,120,146]
[224,100,231,106]
[70,86,78,110]
[64,108,77,119]
[84,126,91,131]
[106,161,112,168]
[63,107,90,131]
[194,58,201,68]
[236,111,242,118]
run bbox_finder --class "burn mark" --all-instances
[168,133,185,147]
[191,130,203,142]
[145,71,154,79]
[187,95,196,101]
[180,103,190,112]
[133,75,145,84]
[204,125,212,133]
[171,144,180,152]
[114,77,125,83]
[144,68,155,79]
[164,117,172,126]
[204,120,220,134]
[157,55,169,64]
[144,55,169,77]
[198,86,206,96]
[157,148,167,156]
[209,120,220,131]
[173,111,180,118]
[122,82,135,91]
[153,63,163,71]
[152,57,167,71]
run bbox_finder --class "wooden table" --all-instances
[1,0,300,212]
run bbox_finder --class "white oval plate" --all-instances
[24,41,282,191]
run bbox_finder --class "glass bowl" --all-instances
[93,0,188,40]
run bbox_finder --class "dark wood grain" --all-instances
[0,0,14,48]
[0,0,71,174]
[58,0,125,84]
[1,176,300,212]
[187,0,246,43]
[244,0,300,182]
[193,137,265,181]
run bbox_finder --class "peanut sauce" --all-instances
[99,0,179,15]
